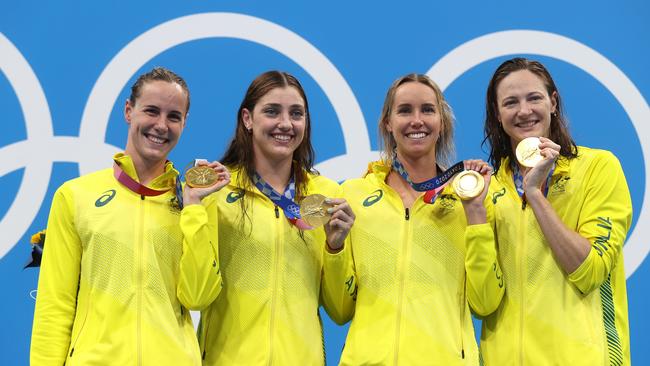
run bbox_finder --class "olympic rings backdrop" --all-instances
[1,1,648,364]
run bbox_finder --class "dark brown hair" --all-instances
[483,57,577,172]
[129,66,190,115]
[221,71,316,212]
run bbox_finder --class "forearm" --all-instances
[526,189,591,273]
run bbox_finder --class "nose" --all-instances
[518,101,533,116]
[152,114,169,133]
[411,111,424,127]
[278,112,292,130]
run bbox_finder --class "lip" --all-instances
[270,133,294,143]
[514,120,539,128]
[404,131,429,140]
[144,132,169,145]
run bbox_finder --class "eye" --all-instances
[290,109,305,120]
[144,108,159,116]
[396,106,412,115]
[167,113,182,122]
[528,95,544,102]
[263,107,279,117]
[422,104,436,114]
[502,99,517,107]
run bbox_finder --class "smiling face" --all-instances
[124,80,188,168]
[496,70,557,151]
[385,81,442,161]
[242,86,306,167]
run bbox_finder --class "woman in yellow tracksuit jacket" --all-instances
[193,71,355,365]
[31,68,229,365]
[334,74,505,365]
[480,57,632,365]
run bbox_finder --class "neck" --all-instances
[396,151,438,182]
[255,155,293,193]
[126,151,166,186]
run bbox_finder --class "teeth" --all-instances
[273,134,291,141]
[146,134,166,144]
[407,132,427,139]
[517,121,537,128]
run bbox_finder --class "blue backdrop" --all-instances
[1,1,648,365]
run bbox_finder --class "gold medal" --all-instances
[299,194,333,228]
[516,137,543,168]
[453,170,484,200]
[185,165,219,188]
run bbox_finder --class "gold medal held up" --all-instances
[453,170,484,200]
[516,137,543,168]
[185,164,219,188]
[300,194,334,228]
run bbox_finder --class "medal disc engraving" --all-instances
[516,137,543,168]
[300,194,333,228]
[453,170,484,200]
[185,166,219,188]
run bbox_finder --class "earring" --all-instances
[552,112,558,117]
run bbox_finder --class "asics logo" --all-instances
[363,189,383,207]
[226,191,244,203]
[95,190,116,207]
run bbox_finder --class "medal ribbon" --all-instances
[113,163,184,209]
[392,157,465,204]
[113,163,171,196]
[513,164,555,199]
[252,173,313,230]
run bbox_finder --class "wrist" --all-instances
[326,240,343,254]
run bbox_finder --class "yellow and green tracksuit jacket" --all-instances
[481,147,632,365]
[333,161,504,365]
[196,169,352,365]
[31,153,222,366]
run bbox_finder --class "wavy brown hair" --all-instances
[378,74,455,168]
[483,57,577,173]
[221,71,316,214]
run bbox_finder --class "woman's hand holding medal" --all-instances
[183,160,231,206]
[302,196,355,253]
[516,137,560,194]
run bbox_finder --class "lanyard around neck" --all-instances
[113,163,171,196]
[252,172,312,230]
[392,156,464,204]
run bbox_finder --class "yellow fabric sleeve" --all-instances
[31,185,81,365]
[178,193,223,310]
[321,235,357,325]
[569,152,632,294]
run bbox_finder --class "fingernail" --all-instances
[327,208,334,214]
[324,198,332,203]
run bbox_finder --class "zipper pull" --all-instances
[274,205,280,218]
[405,207,410,220]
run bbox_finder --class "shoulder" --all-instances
[57,168,112,194]
[573,146,622,170]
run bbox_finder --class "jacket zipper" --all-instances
[137,195,146,366]
[68,296,91,357]
[460,276,466,359]
[201,309,213,360]
[269,204,282,365]
[393,206,411,365]
[518,199,527,366]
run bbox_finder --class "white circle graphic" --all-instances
[427,30,649,277]
[79,12,374,181]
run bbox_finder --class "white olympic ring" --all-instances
[0,24,647,279]
[427,30,650,278]
[78,12,373,180]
